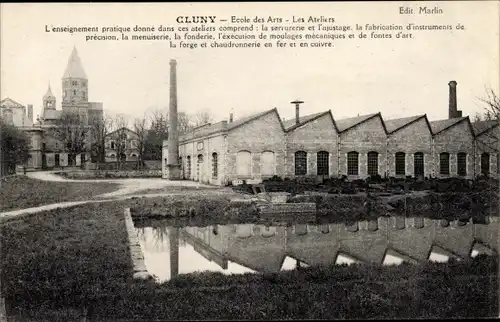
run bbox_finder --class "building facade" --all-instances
[104,127,142,162]
[0,46,104,169]
[163,81,499,185]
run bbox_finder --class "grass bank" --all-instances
[0,176,120,212]
[1,202,498,320]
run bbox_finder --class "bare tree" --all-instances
[90,114,113,168]
[178,111,194,134]
[111,114,129,170]
[475,88,500,178]
[133,116,148,169]
[193,109,215,127]
[479,88,500,120]
[51,110,90,166]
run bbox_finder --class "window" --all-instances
[347,151,359,176]
[83,91,87,100]
[111,141,115,149]
[186,156,191,178]
[367,151,379,176]
[457,152,467,176]
[212,153,218,178]
[395,152,406,175]
[72,81,77,86]
[294,151,307,175]
[261,151,275,176]
[317,151,329,176]
[414,152,424,176]
[197,154,204,181]
[481,153,490,176]
[236,150,252,176]
[439,152,450,175]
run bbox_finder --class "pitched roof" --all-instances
[282,111,330,131]
[226,108,280,131]
[0,98,24,109]
[335,113,379,133]
[63,46,87,79]
[472,120,499,136]
[429,117,467,135]
[107,127,139,137]
[385,115,425,134]
[43,83,55,100]
[179,108,282,142]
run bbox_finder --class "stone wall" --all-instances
[226,111,286,182]
[339,116,387,179]
[387,118,433,178]
[285,113,338,178]
[58,169,161,179]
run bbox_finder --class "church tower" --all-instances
[62,46,88,106]
[43,83,56,109]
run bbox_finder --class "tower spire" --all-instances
[63,46,87,79]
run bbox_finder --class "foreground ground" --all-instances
[1,173,498,320]
[1,201,498,321]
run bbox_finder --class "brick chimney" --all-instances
[448,81,462,119]
[291,100,304,124]
[27,104,33,122]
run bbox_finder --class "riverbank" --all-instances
[1,201,497,320]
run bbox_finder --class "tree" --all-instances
[144,110,168,161]
[193,109,214,127]
[111,114,129,170]
[50,110,90,166]
[133,116,147,169]
[0,119,29,176]
[476,88,500,178]
[90,114,113,166]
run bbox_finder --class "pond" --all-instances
[135,216,498,283]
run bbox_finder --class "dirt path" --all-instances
[26,171,215,198]
[0,171,229,222]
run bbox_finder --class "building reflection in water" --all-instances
[135,216,498,282]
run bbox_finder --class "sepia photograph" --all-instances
[0,1,499,321]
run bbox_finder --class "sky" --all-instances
[1,1,499,125]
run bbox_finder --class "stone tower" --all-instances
[43,83,56,110]
[62,46,88,106]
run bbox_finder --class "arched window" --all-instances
[186,156,191,179]
[294,151,307,175]
[212,153,218,178]
[261,151,275,176]
[395,152,406,176]
[457,152,467,176]
[110,154,116,158]
[439,152,450,175]
[481,153,490,176]
[131,154,137,157]
[414,152,424,176]
[197,154,204,180]
[347,151,359,176]
[317,151,329,176]
[367,151,379,176]
[236,150,252,176]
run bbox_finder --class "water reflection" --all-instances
[136,216,498,282]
